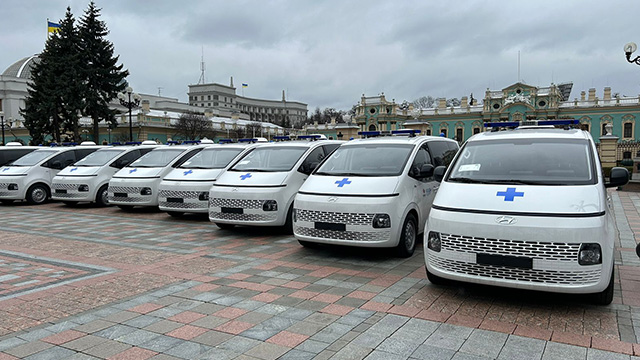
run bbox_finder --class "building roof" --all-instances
[2,55,40,79]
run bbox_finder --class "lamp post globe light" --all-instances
[624,42,640,65]
[117,86,141,142]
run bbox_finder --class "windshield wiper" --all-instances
[448,177,491,184]
[485,179,543,185]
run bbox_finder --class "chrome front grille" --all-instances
[159,189,200,200]
[295,226,390,242]
[108,186,141,194]
[296,209,374,226]
[441,233,580,261]
[429,256,601,285]
[0,183,9,190]
[210,198,263,209]
[108,186,144,203]
[209,212,277,222]
[53,192,84,199]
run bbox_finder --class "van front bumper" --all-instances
[158,180,213,214]
[208,186,288,226]
[51,177,97,202]
[0,176,28,200]
[108,177,161,207]
[292,193,399,247]
[424,207,613,294]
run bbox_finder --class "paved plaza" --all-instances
[0,190,639,359]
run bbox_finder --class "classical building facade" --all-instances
[188,78,308,127]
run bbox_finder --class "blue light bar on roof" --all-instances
[392,129,421,136]
[182,140,200,144]
[484,121,520,128]
[357,131,381,137]
[273,136,291,141]
[166,140,179,145]
[125,141,142,145]
[49,143,58,147]
[297,135,321,140]
[218,139,233,144]
[238,138,258,143]
[537,119,579,126]
[110,142,122,146]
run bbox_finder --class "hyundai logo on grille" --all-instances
[495,215,517,225]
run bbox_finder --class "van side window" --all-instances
[409,146,432,180]
[299,146,325,175]
[322,144,340,156]
[75,148,97,160]
[111,150,140,169]
[173,149,202,168]
[428,141,457,167]
[46,151,76,169]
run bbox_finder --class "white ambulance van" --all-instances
[208,136,343,231]
[0,142,102,205]
[293,130,458,257]
[158,139,265,217]
[107,141,210,210]
[51,141,158,206]
[424,120,629,304]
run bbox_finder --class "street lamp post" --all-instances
[0,111,4,145]
[107,128,112,144]
[624,42,640,66]
[117,86,141,142]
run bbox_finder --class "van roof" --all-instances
[345,135,457,146]
[469,128,591,142]
[252,140,344,148]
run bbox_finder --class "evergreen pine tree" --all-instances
[78,1,128,142]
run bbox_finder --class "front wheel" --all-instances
[167,211,184,218]
[96,185,109,207]
[396,213,417,257]
[591,268,614,305]
[26,184,49,205]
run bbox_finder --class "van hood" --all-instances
[0,166,29,176]
[299,175,399,196]
[216,170,288,186]
[114,167,164,178]
[433,182,604,214]
[57,166,100,176]
[164,168,223,181]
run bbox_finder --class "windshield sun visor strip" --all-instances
[431,205,605,218]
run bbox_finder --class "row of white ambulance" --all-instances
[0,121,629,305]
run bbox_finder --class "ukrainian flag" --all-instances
[47,21,60,34]
[242,83,248,88]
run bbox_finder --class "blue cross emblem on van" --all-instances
[335,178,351,187]
[183,170,193,176]
[129,168,137,174]
[497,187,524,201]
[240,173,252,180]
[2,168,9,172]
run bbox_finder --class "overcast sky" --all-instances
[2,0,640,112]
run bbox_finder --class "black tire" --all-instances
[117,205,134,211]
[298,240,320,248]
[425,266,448,285]
[63,201,78,206]
[396,213,417,257]
[26,184,49,205]
[0,200,14,205]
[167,211,184,218]
[592,267,614,305]
[96,185,109,207]
[216,223,235,230]
[282,204,294,234]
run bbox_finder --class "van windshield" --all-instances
[447,138,596,185]
[180,148,243,169]
[315,144,413,177]
[11,150,58,166]
[230,146,307,172]
[74,149,126,167]
[130,148,185,168]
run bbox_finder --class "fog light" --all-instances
[372,214,391,228]
[7,183,18,191]
[78,184,89,192]
[140,187,152,196]
[579,243,602,265]
[198,192,209,201]
[427,231,441,252]
[262,200,278,211]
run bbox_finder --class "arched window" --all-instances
[624,122,633,138]
[368,124,376,131]
[440,129,447,137]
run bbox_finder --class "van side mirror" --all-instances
[605,167,629,188]
[434,166,447,182]
[419,164,434,178]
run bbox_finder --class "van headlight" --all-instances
[198,192,209,201]
[7,183,18,191]
[262,200,278,211]
[78,184,89,192]
[427,231,441,252]
[578,243,602,265]
[372,214,391,228]
[140,187,152,196]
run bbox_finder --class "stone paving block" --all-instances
[163,341,213,359]
[243,342,289,360]
[60,334,107,351]
[586,348,632,360]
[103,311,140,323]
[311,322,354,344]
[93,324,137,340]
[424,323,473,352]
[278,349,318,360]
[116,329,161,346]
[16,329,54,342]
[217,335,262,353]
[458,329,508,359]
[138,335,184,353]
[541,341,588,360]
[3,340,51,358]
[295,338,330,354]
[64,353,101,360]
[496,335,546,360]
[410,343,457,360]
[364,349,410,360]
[22,345,76,360]
[191,330,233,347]
[83,339,132,358]
[124,315,162,329]
[449,352,492,360]
[143,319,184,334]
[73,319,116,334]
